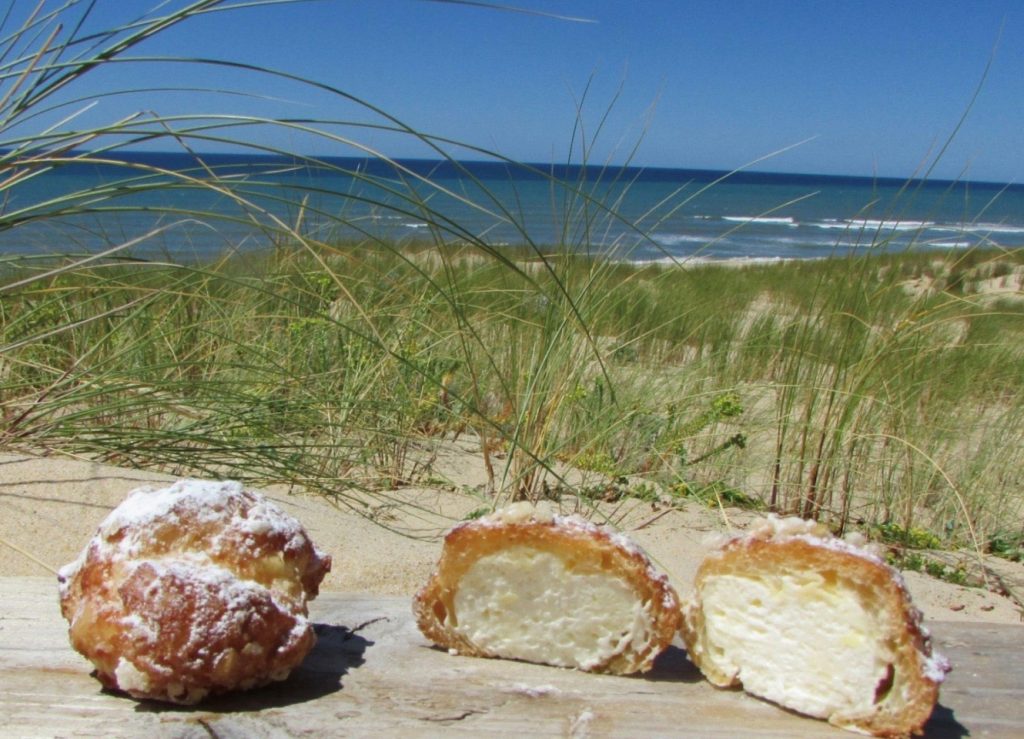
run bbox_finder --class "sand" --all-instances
[1,446,1021,625]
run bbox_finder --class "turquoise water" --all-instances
[2,152,1022,263]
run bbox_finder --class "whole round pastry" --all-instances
[58,479,331,704]
[680,515,950,737]
[414,502,682,675]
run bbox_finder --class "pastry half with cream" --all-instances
[680,515,950,737]
[414,502,681,674]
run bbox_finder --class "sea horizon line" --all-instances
[22,148,1022,193]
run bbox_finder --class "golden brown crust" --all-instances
[680,521,950,738]
[58,480,331,704]
[413,507,681,674]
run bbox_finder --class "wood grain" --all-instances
[2,577,1020,737]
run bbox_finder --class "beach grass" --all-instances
[3,241,1023,554]
[0,0,1022,559]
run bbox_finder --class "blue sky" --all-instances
[55,1,1024,182]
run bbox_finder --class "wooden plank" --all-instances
[1,576,1021,737]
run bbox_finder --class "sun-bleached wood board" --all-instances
[1,577,1021,738]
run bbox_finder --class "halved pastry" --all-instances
[414,502,681,674]
[680,515,951,737]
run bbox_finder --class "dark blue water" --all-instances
[2,151,1021,263]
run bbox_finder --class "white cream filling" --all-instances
[452,547,650,670]
[700,573,890,718]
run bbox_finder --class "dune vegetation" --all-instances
[1,1,1022,564]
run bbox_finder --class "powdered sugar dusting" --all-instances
[923,651,952,683]
[791,533,887,567]
[743,514,887,562]
[120,613,157,644]
[127,558,307,648]
[486,501,555,525]
[114,658,153,694]
[101,480,243,535]
[143,558,257,610]
[93,479,307,561]
[57,550,86,594]
[747,514,830,541]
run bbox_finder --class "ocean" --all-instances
[2,151,1022,263]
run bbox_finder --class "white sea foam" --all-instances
[959,222,1024,235]
[810,219,934,232]
[722,216,797,226]
[863,219,935,231]
[810,219,856,230]
[628,255,797,267]
[803,219,1024,238]
[652,233,713,245]
[759,236,824,246]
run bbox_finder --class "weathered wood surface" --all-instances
[2,577,1021,738]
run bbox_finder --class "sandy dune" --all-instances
[1,449,1021,625]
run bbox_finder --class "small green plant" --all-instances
[574,449,621,477]
[888,551,970,587]
[925,560,969,586]
[553,477,661,505]
[872,523,944,550]
[670,480,764,510]
[876,519,974,588]
[627,481,661,503]
[988,533,1024,562]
